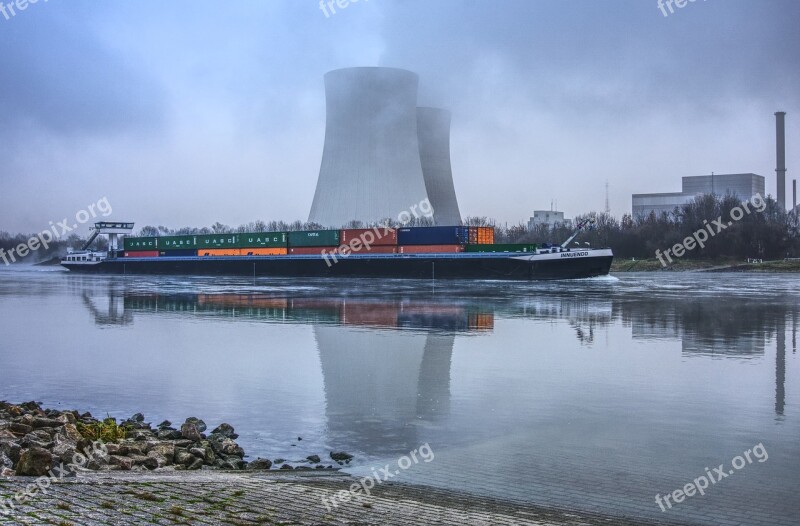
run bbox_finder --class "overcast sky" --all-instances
[1,0,799,234]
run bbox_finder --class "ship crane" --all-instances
[560,218,597,249]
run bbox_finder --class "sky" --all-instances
[1,0,799,235]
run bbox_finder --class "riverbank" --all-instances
[611,258,800,273]
[0,471,692,526]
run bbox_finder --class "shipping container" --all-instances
[397,226,469,246]
[238,232,287,248]
[464,243,538,253]
[468,312,495,331]
[158,235,198,250]
[288,230,340,247]
[340,302,399,328]
[197,234,239,249]
[397,245,464,254]
[197,248,242,256]
[124,250,159,258]
[124,237,158,251]
[240,247,288,256]
[159,249,196,257]
[288,246,336,255]
[341,245,396,255]
[467,226,495,244]
[340,228,397,247]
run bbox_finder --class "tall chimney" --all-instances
[776,111,787,210]
[794,179,797,210]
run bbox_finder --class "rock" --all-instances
[173,439,193,448]
[56,413,77,425]
[52,442,77,464]
[184,417,207,433]
[131,413,145,422]
[306,455,321,464]
[210,423,238,439]
[180,423,202,442]
[175,450,195,467]
[157,420,172,430]
[0,429,16,441]
[129,429,154,441]
[0,451,13,469]
[157,429,182,440]
[86,455,109,470]
[330,451,353,462]
[187,457,204,470]
[279,464,293,470]
[58,424,83,443]
[220,457,245,470]
[127,454,149,467]
[148,442,175,463]
[9,422,32,436]
[247,458,272,470]
[209,437,244,457]
[105,443,130,456]
[295,466,312,471]
[189,447,206,460]
[0,467,14,477]
[21,432,53,449]
[17,447,53,476]
[32,417,63,429]
[274,458,285,464]
[144,452,167,469]
[109,455,134,471]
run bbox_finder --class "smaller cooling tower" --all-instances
[417,107,462,225]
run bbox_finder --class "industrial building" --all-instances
[527,210,572,230]
[308,67,462,227]
[632,173,765,219]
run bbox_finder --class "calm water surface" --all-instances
[0,267,798,525]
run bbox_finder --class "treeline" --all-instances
[4,194,797,263]
[491,194,799,260]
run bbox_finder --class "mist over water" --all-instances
[0,268,798,524]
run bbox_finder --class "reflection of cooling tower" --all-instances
[309,68,431,227]
[315,326,453,455]
[417,107,462,225]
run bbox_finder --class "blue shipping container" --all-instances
[397,226,469,246]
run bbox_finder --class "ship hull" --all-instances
[61,249,613,280]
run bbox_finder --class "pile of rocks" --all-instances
[1,401,345,476]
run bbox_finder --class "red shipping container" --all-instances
[340,245,396,255]
[397,245,464,254]
[124,251,159,258]
[340,227,398,246]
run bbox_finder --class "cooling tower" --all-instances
[309,68,431,226]
[417,107,462,225]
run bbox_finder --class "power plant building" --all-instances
[632,173,765,219]
[308,67,462,227]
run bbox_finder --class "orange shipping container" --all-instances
[197,249,242,256]
[340,228,398,246]
[340,245,396,255]
[240,247,287,256]
[289,247,334,255]
[398,245,464,254]
[477,226,495,244]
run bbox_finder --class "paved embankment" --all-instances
[0,471,692,526]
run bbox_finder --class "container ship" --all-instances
[61,222,613,280]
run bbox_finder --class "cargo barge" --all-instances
[61,222,613,280]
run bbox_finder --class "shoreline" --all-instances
[1,401,692,525]
[611,258,800,273]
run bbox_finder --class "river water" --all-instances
[0,267,797,525]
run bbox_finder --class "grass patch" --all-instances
[123,490,165,503]
[55,503,71,511]
[76,417,129,442]
[100,501,115,509]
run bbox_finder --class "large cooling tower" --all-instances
[417,107,462,225]
[309,68,431,226]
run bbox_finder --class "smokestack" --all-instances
[794,179,797,210]
[776,112,787,210]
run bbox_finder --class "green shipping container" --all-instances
[288,230,340,247]
[465,243,539,253]
[124,237,158,251]
[196,234,240,249]
[158,235,199,250]
[238,232,288,248]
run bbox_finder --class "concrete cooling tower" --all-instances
[417,107,462,225]
[309,68,431,227]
